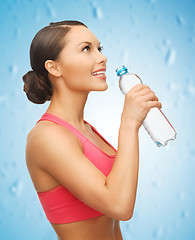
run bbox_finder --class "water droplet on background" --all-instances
[35,9,41,22]
[163,38,171,46]
[92,3,103,19]
[176,15,185,26]
[12,161,17,168]
[165,48,176,65]
[167,82,177,91]
[8,64,18,74]
[153,13,160,20]
[9,180,23,196]
[130,16,139,25]
[178,192,186,201]
[188,36,195,44]
[151,180,162,188]
[188,84,195,96]
[14,28,22,38]
[153,225,164,238]
[0,95,7,104]
[148,0,157,3]
[0,168,9,179]
[181,209,189,219]
[46,2,56,18]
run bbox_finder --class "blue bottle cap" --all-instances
[115,65,128,76]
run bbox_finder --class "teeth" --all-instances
[92,71,106,76]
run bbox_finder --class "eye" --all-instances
[82,45,90,52]
[82,45,104,52]
[98,46,104,52]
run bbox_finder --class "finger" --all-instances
[128,84,150,94]
[140,92,159,102]
[146,101,162,109]
[135,87,153,97]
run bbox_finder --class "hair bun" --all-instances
[22,70,52,104]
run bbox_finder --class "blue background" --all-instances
[0,0,195,239]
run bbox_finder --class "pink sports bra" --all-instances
[36,113,117,224]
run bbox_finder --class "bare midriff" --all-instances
[51,215,123,240]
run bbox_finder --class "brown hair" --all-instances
[22,20,88,104]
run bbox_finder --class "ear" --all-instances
[45,60,61,78]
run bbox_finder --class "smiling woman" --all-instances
[22,19,160,240]
[23,20,107,104]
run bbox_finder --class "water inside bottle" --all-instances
[143,107,177,147]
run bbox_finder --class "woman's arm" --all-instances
[105,120,139,220]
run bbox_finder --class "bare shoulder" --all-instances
[26,121,83,167]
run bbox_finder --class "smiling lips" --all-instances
[91,68,106,79]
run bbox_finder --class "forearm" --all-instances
[105,119,139,218]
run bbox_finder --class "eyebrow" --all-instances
[76,41,101,47]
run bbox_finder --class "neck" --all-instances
[46,88,89,129]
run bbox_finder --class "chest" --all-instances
[79,126,116,156]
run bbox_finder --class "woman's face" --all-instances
[56,26,108,93]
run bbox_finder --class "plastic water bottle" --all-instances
[115,65,177,147]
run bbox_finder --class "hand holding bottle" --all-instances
[121,83,162,130]
[116,65,176,147]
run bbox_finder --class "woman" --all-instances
[23,20,162,240]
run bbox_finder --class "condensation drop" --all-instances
[130,16,138,25]
[0,95,7,104]
[0,168,9,179]
[176,15,185,26]
[122,51,130,63]
[178,192,186,201]
[14,28,22,38]
[12,161,17,168]
[188,84,195,96]
[167,82,177,91]
[8,64,18,74]
[165,48,176,65]
[92,5,103,19]
[35,9,41,22]
[24,211,30,219]
[181,209,189,219]
[162,38,171,46]
[128,3,133,9]
[189,146,195,156]
[9,180,23,196]
[153,226,164,238]
[46,3,56,18]
[151,180,158,188]
[188,36,195,44]
[148,0,156,3]
[157,38,171,55]
[153,14,160,20]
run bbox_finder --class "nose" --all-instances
[96,51,107,64]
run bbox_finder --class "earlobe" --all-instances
[45,60,61,77]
